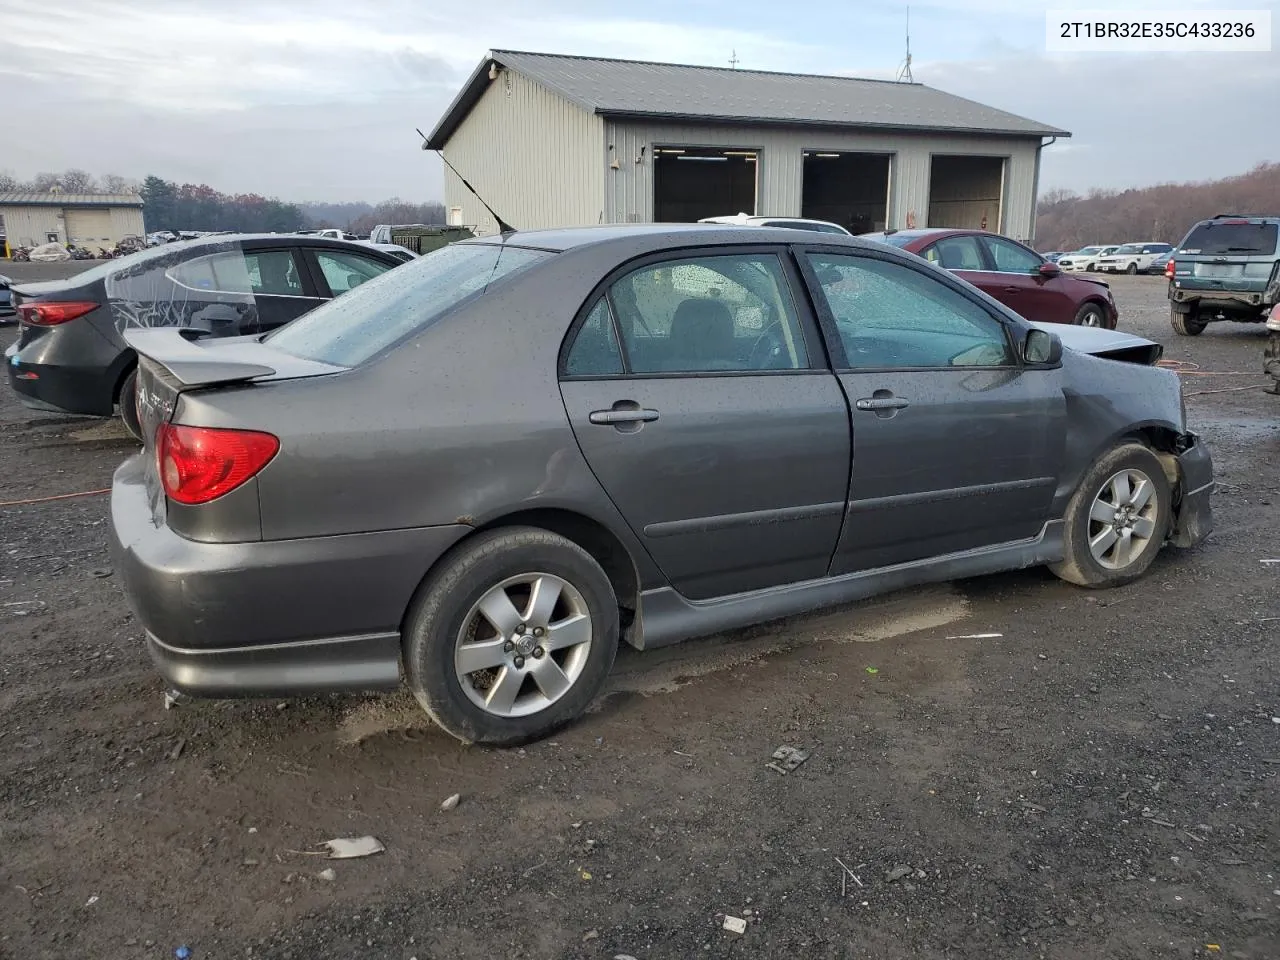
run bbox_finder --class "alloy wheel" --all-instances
[1088,468,1159,569]
[454,573,593,718]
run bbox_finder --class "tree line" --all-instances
[0,168,444,235]
[1035,162,1280,252]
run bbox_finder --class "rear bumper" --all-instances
[1170,286,1272,312]
[109,453,470,696]
[6,337,119,415]
[1169,433,1214,548]
[146,631,403,697]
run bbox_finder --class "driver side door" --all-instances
[799,248,1067,573]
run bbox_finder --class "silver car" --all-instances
[110,226,1214,746]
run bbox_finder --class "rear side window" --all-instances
[1180,222,1279,256]
[266,243,551,367]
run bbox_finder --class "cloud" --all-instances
[0,0,1276,203]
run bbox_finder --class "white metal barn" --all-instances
[426,51,1070,242]
[0,192,145,252]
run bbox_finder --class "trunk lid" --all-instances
[126,327,345,458]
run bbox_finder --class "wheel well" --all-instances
[111,352,137,404]
[1120,427,1183,488]
[472,509,640,627]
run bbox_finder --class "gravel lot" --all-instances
[1,267,1278,960]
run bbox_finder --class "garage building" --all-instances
[427,51,1069,243]
[0,191,145,253]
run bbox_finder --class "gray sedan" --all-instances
[109,226,1214,746]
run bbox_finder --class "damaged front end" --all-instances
[1159,431,1214,549]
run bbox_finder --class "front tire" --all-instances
[1171,305,1206,336]
[403,526,619,746]
[1049,443,1171,588]
[1126,262,1138,275]
[1074,302,1109,329]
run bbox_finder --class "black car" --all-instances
[0,273,14,323]
[5,234,403,435]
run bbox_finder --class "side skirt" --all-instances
[631,521,1065,651]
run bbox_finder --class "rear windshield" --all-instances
[1180,222,1279,256]
[265,242,552,367]
[869,233,914,248]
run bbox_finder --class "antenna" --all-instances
[729,49,739,69]
[416,128,516,234]
[896,7,914,82]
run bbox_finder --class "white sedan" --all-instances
[1058,245,1120,273]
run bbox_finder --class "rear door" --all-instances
[558,248,852,601]
[798,246,1066,573]
[240,246,325,332]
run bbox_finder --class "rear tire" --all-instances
[1049,443,1171,588]
[118,369,142,442]
[1171,305,1206,336]
[403,526,619,746]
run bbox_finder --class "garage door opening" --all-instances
[928,155,1004,231]
[801,152,891,234]
[654,147,757,222]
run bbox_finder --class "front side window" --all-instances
[604,254,809,374]
[983,236,1042,273]
[806,253,1015,370]
[267,242,551,367]
[314,249,394,294]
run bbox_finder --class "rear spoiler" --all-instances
[123,328,276,387]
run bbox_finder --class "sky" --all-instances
[1,0,1277,203]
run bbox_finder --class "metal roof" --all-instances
[427,50,1071,149]
[0,192,143,207]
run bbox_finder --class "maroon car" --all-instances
[861,228,1119,329]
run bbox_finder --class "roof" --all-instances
[0,192,143,207]
[456,221,886,253]
[427,50,1071,149]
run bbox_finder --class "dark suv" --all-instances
[1167,215,1280,336]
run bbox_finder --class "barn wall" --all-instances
[441,69,605,236]
[604,121,1044,241]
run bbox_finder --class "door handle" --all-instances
[1003,285,1022,293]
[855,397,910,411]
[589,408,659,425]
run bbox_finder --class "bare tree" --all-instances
[59,168,98,193]
[101,173,137,194]
[0,171,20,192]
[31,172,61,192]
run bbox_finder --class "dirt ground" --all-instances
[1,268,1278,960]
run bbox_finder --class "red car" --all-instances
[862,229,1119,329]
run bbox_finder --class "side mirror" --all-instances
[1023,328,1062,365]
[1038,262,1061,278]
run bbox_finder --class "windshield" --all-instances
[1113,244,1143,254]
[1180,221,1279,256]
[266,241,552,366]
[1075,246,1102,255]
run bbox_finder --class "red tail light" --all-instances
[1164,258,1175,279]
[17,301,99,325]
[157,423,279,505]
